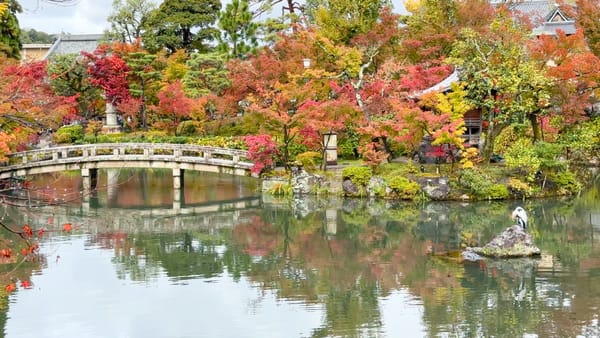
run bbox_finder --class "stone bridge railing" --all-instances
[0,143,254,180]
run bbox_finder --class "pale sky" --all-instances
[17,0,408,35]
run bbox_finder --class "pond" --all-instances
[1,169,599,337]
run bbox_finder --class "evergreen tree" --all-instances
[217,0,258,59]
[0,0,22,59]
[20,28,55,44]
[142,0,221,54]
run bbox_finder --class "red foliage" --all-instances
[359,142,389,167]
[62,223,73,232]
[244,134,279,174]
[5,283,16,293]
[0,249,11,258]
[82,44,131,104]
[154,81,194,121]
[116,97,143,129]
[23,225,32,238]
[397,63,453,93]
[1,59,79,134]
[528,30,599,125]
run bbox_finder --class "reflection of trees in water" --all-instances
[0,230,45,334]
[81,189,600,337]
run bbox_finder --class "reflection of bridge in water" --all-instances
[0,143,256,205]
[7,196,262,233]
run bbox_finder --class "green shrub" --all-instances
[295,151,322,171]
[534,141,566,171]
[338,128,360,159]
[504,138,541,181]
[82,134,97,144]
[459,168,490,192]
[557,118,600,161]
[551,170,582,194]
[487,184,510,200]
[387,176,421,199]
[459,168,507,199]
[53,124,84,144]
[197,136,246,149]
[494,125,527,154]
[342,166,372,187]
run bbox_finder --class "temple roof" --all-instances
[44,34,105,60]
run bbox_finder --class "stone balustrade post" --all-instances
[81,168,98,195]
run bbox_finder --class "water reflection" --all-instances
[1,171,599,337]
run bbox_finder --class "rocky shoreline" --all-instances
[262,166,599,202]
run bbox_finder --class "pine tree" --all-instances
[217,0,258,59]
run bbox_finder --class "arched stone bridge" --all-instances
[0,143,255,199]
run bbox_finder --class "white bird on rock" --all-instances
[512,206,528,230]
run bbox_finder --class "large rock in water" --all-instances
[466,225,541,258]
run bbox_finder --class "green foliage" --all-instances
[217,0,258,59]
[459,168,507,199]
[338,127,360,159]
[20,28,54,44]
[142,0,221,53]
[197,136,246,149]
[494,124,528,155]
[342,166,372,187]
[183,52,230,98]
[386,176,421,200]
[47,54,102,120]
[486,184,510,200]
[449,14,553,160]
[53,124,84,144]
[76,132,249,148]
[0,0,22,59]
[551,170,582,195]
[295,151,321,171]
[504,138,541,181]
[558,117,600,161]
[533,141,566,171]
[305,0,385,44]
[275,141,309,166]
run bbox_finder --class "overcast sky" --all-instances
[17,0,407,35]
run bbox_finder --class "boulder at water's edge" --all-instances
[466,225,541,259]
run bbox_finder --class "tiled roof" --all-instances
[533,22,577,36]
[44,34,105,60]
[491,0,575,36]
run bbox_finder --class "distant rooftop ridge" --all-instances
[43,33,106,60]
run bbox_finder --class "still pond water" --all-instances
[1,169,600,338]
